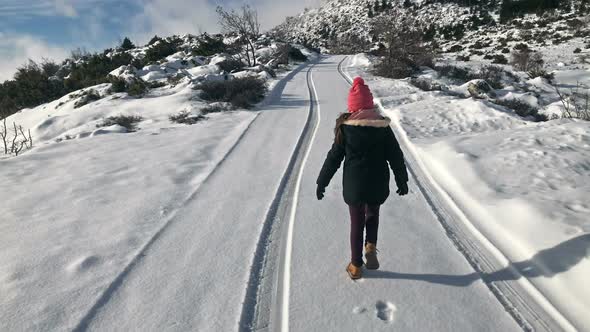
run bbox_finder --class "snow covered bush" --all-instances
[73,90,101,109]
[98,115,143,132]
[198,77,267,109]
[169,111,206,125]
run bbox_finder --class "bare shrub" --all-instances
[169,111,206,125]
[216,5,260,67]
[555,84,590,121]
[98,115,143,131]
[510,47,544,72]
[1,118,33,156]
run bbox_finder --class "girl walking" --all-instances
[316,77,409,280]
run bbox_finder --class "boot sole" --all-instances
[365,255,379,270]
[346,267,362,280]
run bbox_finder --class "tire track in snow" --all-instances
[237,59,322,332]
[71,61,313,332]
[337,57,575,332]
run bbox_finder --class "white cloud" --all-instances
[128,0,220,44]
[255,0,322,30]
[0,33,69,82]
[54,0,78,17]
[126,0,322,43]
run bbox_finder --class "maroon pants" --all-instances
[348,204,380,267]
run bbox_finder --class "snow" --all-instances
[0,53,315,331]
[346,52,590,330]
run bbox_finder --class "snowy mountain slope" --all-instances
[0,43,320,331]
[274,0,590,62]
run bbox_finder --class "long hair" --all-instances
[334,113,350,145]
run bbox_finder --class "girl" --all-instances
[316,77,409,280]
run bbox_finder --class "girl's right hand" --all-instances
[396,182,409,196]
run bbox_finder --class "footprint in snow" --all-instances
[67,255,101,273]
[375,300,396,323]
[352,306,367,314]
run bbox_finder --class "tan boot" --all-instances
[364,243,380,270]
[346,262,362,280]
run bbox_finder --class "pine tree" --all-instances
[120,37,135,50]
[403,0,412,8]
[381,0,389,11]
[368,5,374,18]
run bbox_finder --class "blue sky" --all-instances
[0,0,321,81]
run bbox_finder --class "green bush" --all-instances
[98,115,143,131]
[201,104,227,114]
[436,65,471,81]
[192,34,227,56]
[108,76,127,93]
[217,58,244,73]
[456,54,470,61]
[169,111,206,125]
[288,47,308,62]
[145,39,177,63]
[477,65,506,89]
[494,98,547,122]
[127,79,148,97]
[199,77,267,109]
[492,54,509,64]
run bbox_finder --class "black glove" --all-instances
[396,182,409,196]
[316,186,325,200]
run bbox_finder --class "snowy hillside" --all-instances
[274,0,590,58]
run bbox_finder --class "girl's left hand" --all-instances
[316,186,325,200]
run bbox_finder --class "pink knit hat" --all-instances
[347,77,374,113]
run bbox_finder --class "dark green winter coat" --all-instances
[316,111,408,205]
